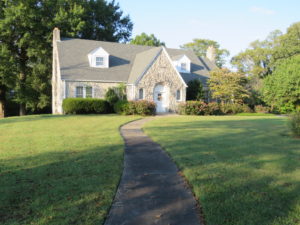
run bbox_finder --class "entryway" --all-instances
[153,84,169,113]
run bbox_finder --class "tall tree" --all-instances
[209,68,250,104]
[130,33,165,46]
[186,80,204,101]
[262,55,300,113]
[0,0,133,116]
[180,39,229,67]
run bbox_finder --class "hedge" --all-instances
[62,98,110,114]
[114,100,156,116]
[178,101,253,115]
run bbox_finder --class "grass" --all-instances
[235,112,276,116]
[144,115,300,225]
[0,114,140,225]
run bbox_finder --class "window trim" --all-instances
[75,85,94,98]
[181,62,187,71]
[95,56,104,67]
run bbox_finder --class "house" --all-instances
[52,28,217,114]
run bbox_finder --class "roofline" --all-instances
[62,79,126,83]
[162,47,188,87]
[134,47,163,85]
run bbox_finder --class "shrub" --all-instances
[254,105,270,113]
[62,98,109,114]
[178,101,208,115]
[114,100,156,116]
[220,103,251,114]
[114,100,129,115]
[207,102,223,115]
[289,112,300,137]
[105,88,119,106]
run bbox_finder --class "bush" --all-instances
[114,100,129,115]
[105,88,119,107]
[254,105,270,113]
[62,98,109,114]
[220,103,251,114]
[289,112,300,137]
[114,100,156,116]
[178,101,208,115]
[207,102,223,115]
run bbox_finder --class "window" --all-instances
[95,57,104,66]
[176,89,181,101]
[139,88,144,99]
[181,63,186,71]
[86,86,93,98]
[76,86,83,98]
[75,86,93,98]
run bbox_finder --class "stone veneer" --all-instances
[134,50,186,112]
[65,81,119,98]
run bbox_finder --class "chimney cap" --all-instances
[53,27,61,42]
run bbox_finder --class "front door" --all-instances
[154,84,169,113]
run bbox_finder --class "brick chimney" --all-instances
[206,45,216,63]
[53,27,61,42]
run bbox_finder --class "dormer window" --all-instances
[172,54,191,73]
[95,57,104,66]
[88,47,109,68]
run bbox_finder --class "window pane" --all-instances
[96,57,104,66]
[76,86,83,98]
[176,90,181,100]
[86,86,93,98]
[139,88,144,99]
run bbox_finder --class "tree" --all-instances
[180,39,229,67]
[262,55,300,113]
[209,68,250,103]
[0,0,133,116]
[130,33,165,46]
[231,30,282,78]
[186,80,205,101]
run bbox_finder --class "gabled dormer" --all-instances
[88,47,109,68]
[172,54,191,73]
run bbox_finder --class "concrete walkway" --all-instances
[104,117,201,225]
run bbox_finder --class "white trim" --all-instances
[63,80,66,99]
[134,48,163,85]
[162,47,188,87]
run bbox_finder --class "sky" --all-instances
[117,0,300,63]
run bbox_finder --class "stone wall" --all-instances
[65,81,119,98]
[135,50,186,112]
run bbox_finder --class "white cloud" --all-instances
[250,6,276,15]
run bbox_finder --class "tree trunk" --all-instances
[0,85,6,118]
[19,103,26,116]
[19,70,26,116]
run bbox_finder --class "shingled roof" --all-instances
[57,38,216,85]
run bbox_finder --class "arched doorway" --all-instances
[153,84,169,113]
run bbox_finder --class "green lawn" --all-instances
[0,114,140,225]
[144,116,300,225]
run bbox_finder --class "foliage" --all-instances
[254,105,270,113]
[180,38,229,67]
[207,102,223,115]
[0,0,132,116]
[186,79,205,101]
[0,114,140,224]
[144,116,299,225]
[115,100,156,116]
[209,68,250,103]
[262,55,300,113]
[62,98,109,114]
[114,100,129,115]
[130,32,165,46]
[105,88,120,108]
[178,101,209,115]
[289,112,300,137]
[220,102,252,114]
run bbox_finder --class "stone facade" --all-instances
[134,50,186,112]
[65,81,119,98]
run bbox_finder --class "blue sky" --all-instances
[118,0,300,61]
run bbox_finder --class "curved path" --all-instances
[104,117,201,225]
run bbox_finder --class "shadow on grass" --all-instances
[145,117,300,225]
[0,144,123,225]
